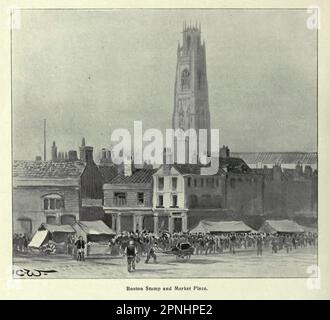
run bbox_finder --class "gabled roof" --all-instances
[13,160,86,179]
[105,168,157,184]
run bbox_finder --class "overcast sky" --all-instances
[12,9,317,161]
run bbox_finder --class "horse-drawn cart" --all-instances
[165,242,194,261]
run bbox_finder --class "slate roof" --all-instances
[13,160,86,178]
[231,152,317,165]
[105,168,157,184]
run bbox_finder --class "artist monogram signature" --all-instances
[13,268,58,278]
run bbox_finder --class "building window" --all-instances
[171,194,178,207]
[46,216,56,225]
[158,195,164,207]
[44,198,49,210]
[158,177,164,191]
[200,178,204,187]
[49,198,55,210]
[137,192,144,205]
[194,179,197,187]
[187,177,191,188]
[181,69,190,90]
[230,178,236,189]
[43,194,64,211]
[172,177,177,191]
[114,192,127,206]
[60,215,76,225]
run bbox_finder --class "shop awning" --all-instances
[28,230,49,248]
[39,223,75,233]
[72,220,116,236]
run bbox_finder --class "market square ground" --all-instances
[13,245,316,279]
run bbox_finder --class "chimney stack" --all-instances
[219,145,230,158]
[51,141,57,161]
[68,150,78,161]
[43,119,47,161]
[84,146,94,164]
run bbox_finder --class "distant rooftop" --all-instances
[101,167,157,184]
[231,152,317,165]
[13,160,86,178]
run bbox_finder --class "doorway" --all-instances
[173,217,182,233]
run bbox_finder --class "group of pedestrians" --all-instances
[13,233,29,254]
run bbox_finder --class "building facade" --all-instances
[102,166,157,233]
[13,141,104,236]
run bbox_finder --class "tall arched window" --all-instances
[181,69,190,90]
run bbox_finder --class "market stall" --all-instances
[28,223,75,254]
[189,220,254,234]
[258,219,305,234]
[72,220,116,256]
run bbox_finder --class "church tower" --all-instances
[172,22,211,163]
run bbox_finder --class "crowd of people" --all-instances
[13,229,317,259]
[108,230,318,257]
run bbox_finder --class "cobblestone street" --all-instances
[13,246,317,279]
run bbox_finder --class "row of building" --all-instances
[13,139,317,237]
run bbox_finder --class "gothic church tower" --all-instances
[172,22,211,162]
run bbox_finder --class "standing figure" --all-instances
[256,235,263,256]
[145,241,159,264]
[125,240,138,272]
[75,236,86,261]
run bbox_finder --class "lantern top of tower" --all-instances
[182,21,201,33]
